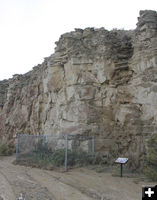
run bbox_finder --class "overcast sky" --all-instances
[0,0,156,80]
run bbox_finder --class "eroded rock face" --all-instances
[0,10,157,168]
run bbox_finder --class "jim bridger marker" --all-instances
[115,158,128,177]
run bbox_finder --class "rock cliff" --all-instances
[0,10,157,168]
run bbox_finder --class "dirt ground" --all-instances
[0,156,156,200]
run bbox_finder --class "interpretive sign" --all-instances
[115,157,128,164]
[115,157,128,177]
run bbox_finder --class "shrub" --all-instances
[143,133,157,181]
[50,149,106,167]
[34,138,52,159]
[51,149,66,166]
[87,153,108,165]
[0,143,13,156]
[18,139,108,169]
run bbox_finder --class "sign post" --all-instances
[120,163,123,177]
[65,135,68,171]
[115,157,128,177]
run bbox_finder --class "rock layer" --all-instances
[0,10,157,168]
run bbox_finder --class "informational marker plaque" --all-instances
[115,157,128,164]
[115,157,128,177]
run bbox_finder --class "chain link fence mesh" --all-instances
[16,134,95,171]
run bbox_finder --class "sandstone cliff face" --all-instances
[0,10,157,168]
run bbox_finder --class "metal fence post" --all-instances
[65,134,68,171]
[92,136,95,153]
[16,134,20,160]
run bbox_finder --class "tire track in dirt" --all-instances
[0,157,55,200]
[34,170,103,200]
[28,168,94,200]
[0,170,16,200]
[29,169,122,200]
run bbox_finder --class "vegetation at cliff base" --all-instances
[0,142,13,156]
[143,133,157,181]
[16,139,107,169]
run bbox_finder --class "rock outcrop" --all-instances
[0,10,157,168]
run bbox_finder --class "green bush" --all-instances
[0,143,13,156]
[51,149,66,166]
[143,133,157,181]
[34,139,52,159]
[21,139,107,168]
[50,149,106,167]
[87,153,108,165]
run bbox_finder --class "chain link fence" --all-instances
[15,134,95,171]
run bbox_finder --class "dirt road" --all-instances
[0,156,156,200]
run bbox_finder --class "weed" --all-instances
[16,139,108,169]
[0,142,13,156]
[143,133,157,181]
